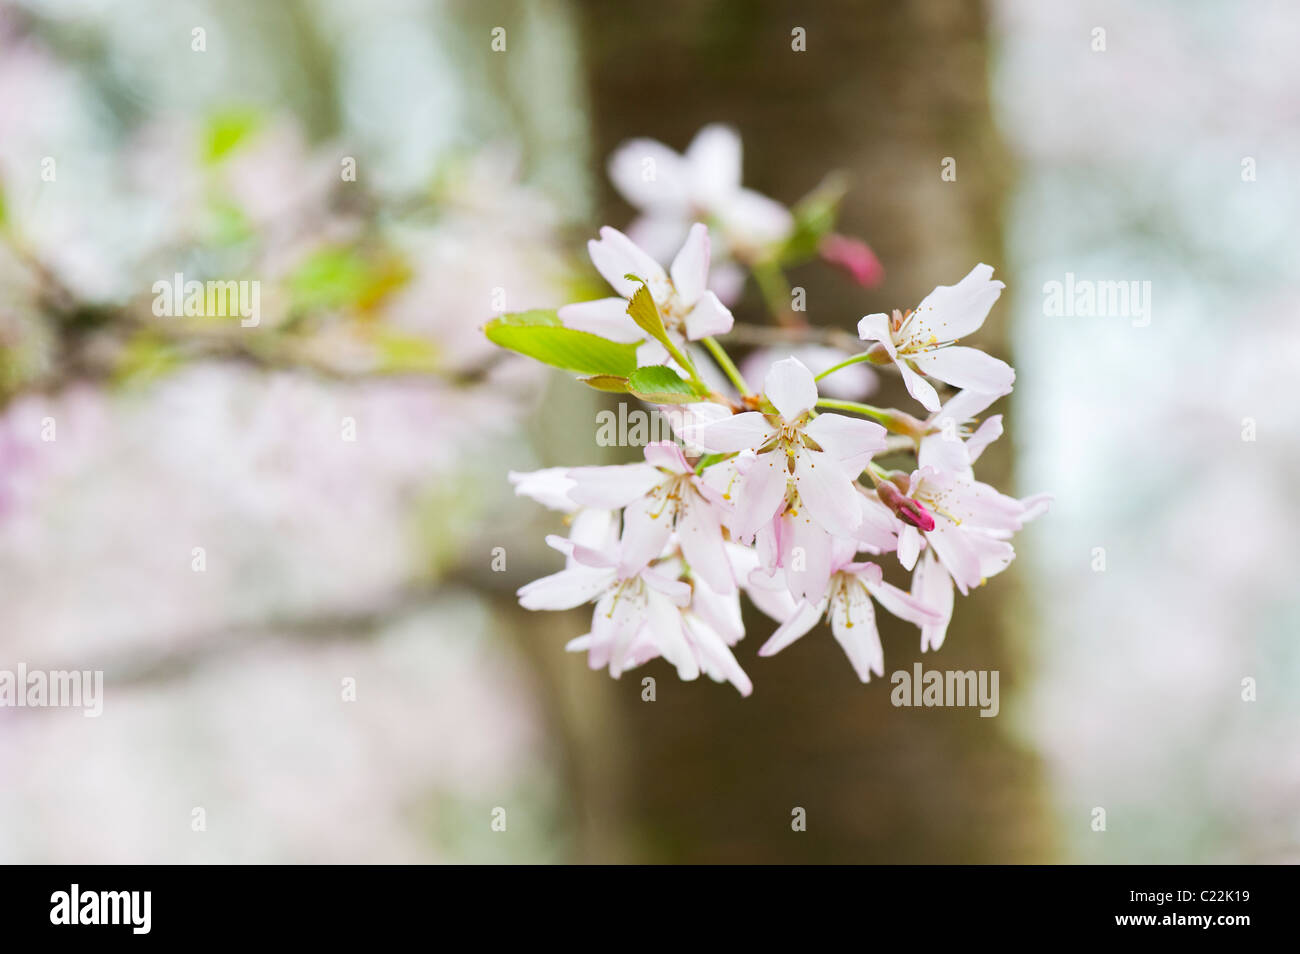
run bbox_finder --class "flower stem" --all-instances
[752,260,797,327]
[814,397,893,426]
[813,351,876,382]
[701,336,751,396]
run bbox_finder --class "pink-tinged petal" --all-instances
[897,525,922,571]
[642,568,692,606]
[618,495,674,577]
[644,589,700,681]
[709,260,746,305]
[566,462,664,508]
[918,431,972,475]
[856,313,896,351]
[557,297,644,343]
[906,263,1005,346]
[517,565,614,610]
[925,520,982,595]
[828,583,885,682]
[676,489,734,594]
[567,509,619,559]
[897,360,941,413]
[564,633,594,653]
[670,222,710,305]
[626,214,690,264]
[764,356,818,421]
[606,598,651,678]
[684,615,752,696]
[792,449,861,535]
[607,138,691,212]
[643,440,691,474]
[682,290,734,340]
[1019,492,1053,523]
[508,468,577,512]
[948,478,1025,531]
[803,412,887,477]
[745,567,800,623]
[910,346,1015,394]
[863,574,942,628]
[855,494,901,553]
[965,414,1003,463]
[691,570,745,643]
[758,597,827,657]
[969,530,1016,581]
[1017,493,1051,525]
[681,410,775,454]
[722,188,794,245]
[684,123,743,205]
[732,450,789,539]
[589,227,668,299]
[911,551,954,651]
[781,509,835,603]
[932,387,1006,427]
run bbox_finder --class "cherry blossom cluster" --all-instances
[490,126,1049,695]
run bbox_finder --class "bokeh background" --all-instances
[1,0,1296,863]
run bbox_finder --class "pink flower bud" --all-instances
[820,234,884,288]
[876,480,936,532]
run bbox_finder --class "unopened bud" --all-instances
[876,480,935,532]
[819,234,884,288]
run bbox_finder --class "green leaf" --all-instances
[485,311,640,376]
[579,374,630,393]
[624,278,670,346]
[780,173,847,264]
[0,177,7,228]
[626,365,701,404]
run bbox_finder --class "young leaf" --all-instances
[627,365,700,404]
[780,173,847,264]
[579,375,630,393]
[624,278,670,346]
[485,311,639,376]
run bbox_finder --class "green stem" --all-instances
[814,397,894,426]
[814,351,878,382]
[752,260,796,326]
[700,336,751,396]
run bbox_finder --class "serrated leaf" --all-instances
[627,365,700,404]
[625,279,669,346]
[485,311,640,376]
[579,375,630,393]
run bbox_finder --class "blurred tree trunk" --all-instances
[567,0,1053,862]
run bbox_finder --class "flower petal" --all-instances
[732,450,790,539]
[589,226,668,299]
[517,565,613,610]
[670,222,710,305]
[758,596,827,657]
[680,410,775,454]
[566,462,664,509]
[682,290,734,340]
[684,123,743,206]
[557,297,644,343]
[911,551,955,651]
[607,138,691,212]
[910,346,1015,394]
[803,412,886,478]
[906,263,1005,345]
[676,487,734,594]
[829,582,885,682]
[764,356,818,421]
[792,449,861,535]
[618,494,675,577]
